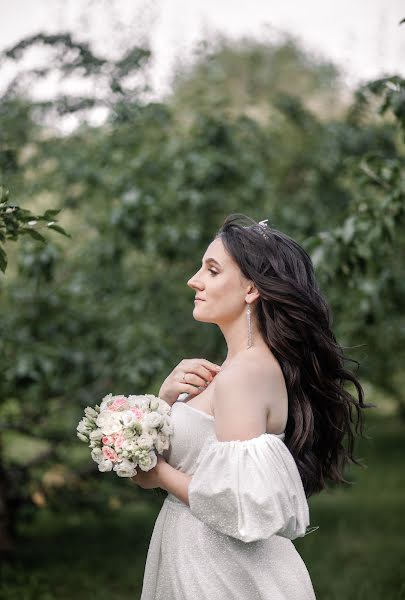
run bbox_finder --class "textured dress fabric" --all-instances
[140,398,317,600]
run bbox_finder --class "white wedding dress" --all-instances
[140,396,317,600]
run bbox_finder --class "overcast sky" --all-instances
[1,0,404,99]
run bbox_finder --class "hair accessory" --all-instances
[240,219,270,239]
[257,219,270,239]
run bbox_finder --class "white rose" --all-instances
[120,411,137,428]
[137,396,151,410]
[160,421,173,436]
[100,393,113,411]
[98,459,113,472]
[148,397,159,411]
[155,432,169,453]
[127,395,142,407]
[159,401,171,415]
[96,411,122,435]
[144,411,163,429]
[82,416,93,429]
[140,424,151,437]
[121,439,138,453]
[113,459,137,478]
[77,420,90,434]
[91,448,103,463]
[136,433,154,450]
[84,407,98,419]
[89,429,103,440]
[138,450,157,471]
[148,429,158,442]
[123,427,136,439]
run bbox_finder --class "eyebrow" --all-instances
[202,257,222,267]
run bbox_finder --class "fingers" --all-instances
[186,368,211,387]
[180,358,221,373]
[198,359,222,373]
[176,359,222,393]
[182,368,217,389]
[183,383,204,395]
[186,360,221,382]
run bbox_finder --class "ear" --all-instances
[245,283,260,304]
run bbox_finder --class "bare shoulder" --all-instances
[215,353,267,385]
[211,350,289,439]
[217,348,285,385]
[214,349,287,412]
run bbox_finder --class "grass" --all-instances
[1,412,404,599]
[296,413,405,599]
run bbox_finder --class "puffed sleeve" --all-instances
[188,433,311,543]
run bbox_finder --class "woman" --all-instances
[133,213,371,599]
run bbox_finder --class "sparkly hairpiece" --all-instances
[257,219,270,239]
[241,218,270,239]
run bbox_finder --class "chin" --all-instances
[193,306,213,323]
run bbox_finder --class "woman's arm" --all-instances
[157,364,269,505]
[159,461,192,506]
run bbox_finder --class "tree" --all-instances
[0,184,69,555]
[0,31,403,556]
[304,76,405,414]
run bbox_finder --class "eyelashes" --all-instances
[208,269,218,276]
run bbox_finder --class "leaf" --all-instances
[341,215,356,244]
[0,245,7,272]
[22,229,47,243]
[43,209,62,219]
[47,224,72,238]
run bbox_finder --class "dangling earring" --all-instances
[246,303,253,349]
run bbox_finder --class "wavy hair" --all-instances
[215,213,374,498]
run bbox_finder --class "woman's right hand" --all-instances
[158,358,222,406]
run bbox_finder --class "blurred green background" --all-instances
[0,15,404,600]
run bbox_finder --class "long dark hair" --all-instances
[216,213,374,498]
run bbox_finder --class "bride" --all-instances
[131,213,370,599]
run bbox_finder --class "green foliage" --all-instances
[304,76,405,406]
[0,30,403,555]
[0,186,70,273]
[170,35,343,120]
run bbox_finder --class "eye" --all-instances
[208,268,218,276]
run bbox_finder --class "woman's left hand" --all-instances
[131,454,168,490]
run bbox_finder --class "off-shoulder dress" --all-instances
[140,396,317,600]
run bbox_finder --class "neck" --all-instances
[218,308,267,365]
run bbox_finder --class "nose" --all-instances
[187,271,203,291]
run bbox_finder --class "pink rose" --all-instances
[113,434,125,450]
[102,446,118,462]
[102,435,114,445]
[109,396,128,411]
[130,408,144,420]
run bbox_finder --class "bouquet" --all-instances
[76,393,173,478]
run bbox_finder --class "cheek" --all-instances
[213,280,240,306]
